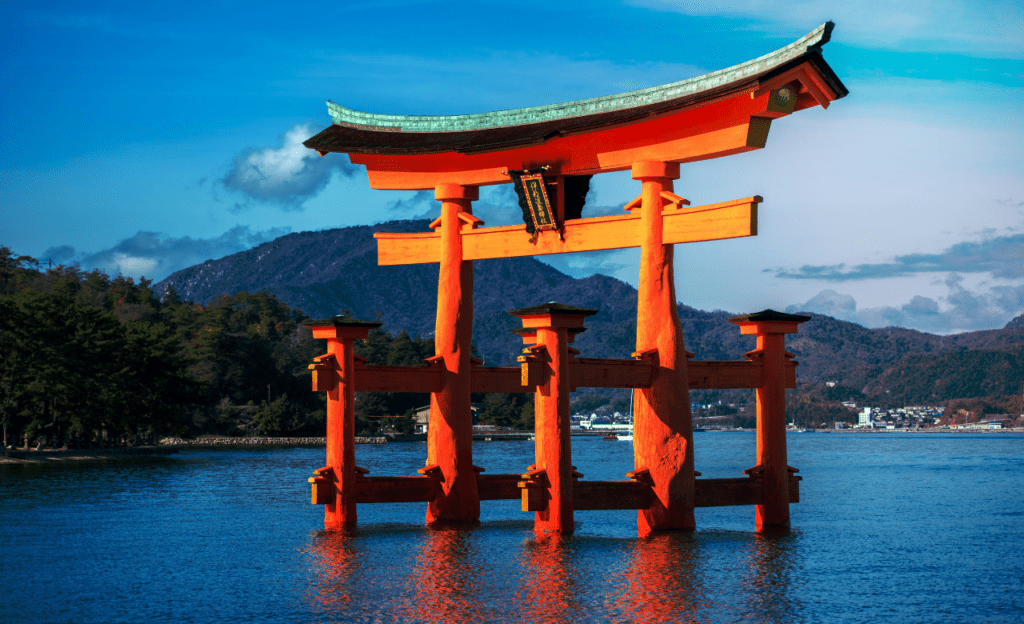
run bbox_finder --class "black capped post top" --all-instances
[728,309,812,324]
[510,327,588,336]
[508,302,600,317]
[301,315,383,329]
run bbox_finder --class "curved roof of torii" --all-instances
[305,22,848,190]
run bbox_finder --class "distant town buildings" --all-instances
[572,412,633,431]
[853,405,947,429]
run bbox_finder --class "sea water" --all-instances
[1,433,1021,623]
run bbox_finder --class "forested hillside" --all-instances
[862,344,1024,404]
[0,247,444,447]
[157,220,1024,400]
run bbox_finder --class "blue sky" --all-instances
[2,1,1021,334]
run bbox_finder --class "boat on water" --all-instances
[602,433,634,441]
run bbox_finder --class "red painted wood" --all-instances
[476,474,524,501]
[347,94,778,190]
[348,359,794,394]
[354,364,442,393]
[534,324,573,534]
[305,325,374,529]
[512,307,596,535]
[355,476,439,504]
[374,197,760,265]
[730,316,806,532]
[631,161,696,534]
[467,366,532,394]
[569,358,655,389]
[574,481,654,511]
[426,184,480,523]
[754,331,790,531]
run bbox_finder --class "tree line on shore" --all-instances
[0,247,537,448]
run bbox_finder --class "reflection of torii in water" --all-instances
[303,23,847,536]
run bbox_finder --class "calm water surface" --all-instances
[2,433,1021,623]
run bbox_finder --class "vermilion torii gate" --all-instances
[303,23,846,535]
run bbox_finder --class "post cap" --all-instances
[508,302,599,317]
[727,309,811,324]
[301,315,382,329]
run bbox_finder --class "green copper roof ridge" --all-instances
[326,22,834,133]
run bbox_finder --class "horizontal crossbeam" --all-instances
[375,197,760,265]
[570,357,656,389]
[347,359,796,394]
[687,360,797,389]
[354,365,441,393]
[521,476,801,511]
[351,473,535,504]
[347,474,800,510]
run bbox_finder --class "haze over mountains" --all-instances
[157,220,1024,404]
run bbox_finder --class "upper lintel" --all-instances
[304,23,847,190]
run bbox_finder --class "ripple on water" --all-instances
[1,435,1021,623]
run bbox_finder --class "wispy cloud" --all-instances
[773,233,1024,281]
[540,249,634,280]
[387,190,437,220]
[40,245,76,265]
[220,124,358,210]
[72,226,290,282]
[632,0,1024,58]
[788,277,1024,333]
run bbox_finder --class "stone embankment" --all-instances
[158,436,387,447]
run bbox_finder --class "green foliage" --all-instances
[0,270,198,446]
[0,249,330,445]
[944,397,1020,422]
[478,393,532,429]
[864,345,1024,404]
[351,326,435,433]
[821,384,866,403]
[571,394,611,414]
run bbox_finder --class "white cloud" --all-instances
[788,274,1024,333]
[220,124,357,210]
[107,254,159,280]
[79,226,291,282]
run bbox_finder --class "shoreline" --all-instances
[155,436,384,447]
[1,446,178,464]
[6,428,1020,464]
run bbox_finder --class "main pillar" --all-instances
[303,316,380,529]
[427,183,480,523]
[630,160,696,534]
[730,310,809,531]
[512,303,596,535]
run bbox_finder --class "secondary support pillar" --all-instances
[303,316,380,529]
[427,183,481,523]
[511,303,597,535]
[729,310,809,531]
[630,160,695,534]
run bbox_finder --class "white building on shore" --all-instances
[858,407,872,427]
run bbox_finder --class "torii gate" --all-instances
[303,23,846,536]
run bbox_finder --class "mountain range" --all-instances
[157,220,1024,404]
